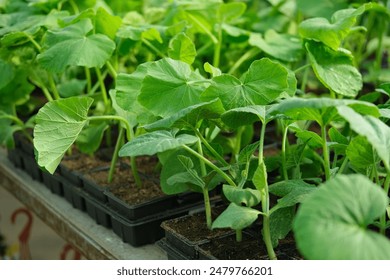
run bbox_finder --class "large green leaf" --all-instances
[138,58,208,118]
[306,41,362,97]
[338,106,390,171]
[168,32,197,65]
[299,4,368,50]
[221,105,270,128]
[249,30,303,62]
[34,96,94,174]
[37,19,116,72]
[271,97,379,126]
[113,63,155,126]
[293,174,390,260]
[118,130,198,157]
[202,58,290,110]
[143,99,225,131]
[296,0,348,19]
[212,203,262,231]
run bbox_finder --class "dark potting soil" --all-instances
[61,150,165,205]
[163,208,232,243]
[199,232,302,260]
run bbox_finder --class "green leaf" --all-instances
[249,30,303,62]
[0,69,34,106]
[295,130,323,149]
[38,19,116,72]
[221,105,273,129]
[328,127,348,145]
[160,149,203,194]
[306,41,362,97]
[202,58,290,110]
[76,122,108,155]
[271,97,379,126]
[168,155,205,189]
[119,130,198,157]
[338,106,390,170]
[293,174,390,260]
[114,64,155,127]
[212,203,261,231]
[204,62,222,77]
[270,207,295,248]
[138,58,208,118]
[116,24,163,43]
[223,185,261,208]
[57,79,86,98]
[253,162,267,192]
[95,7,122,40]
[34,96,94,174]
[168,32,197,65]
[299,5,368,50]
[346,136,376,172]
[238,141,259,165]
[143,99,225,131]
[218,2,246,22]
[0,59,14,89]
[269,180,317,213]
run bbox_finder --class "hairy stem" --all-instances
[281,125,289,181]
[108,125,124,183]
[85,67,92,94]
[195,129,229,167]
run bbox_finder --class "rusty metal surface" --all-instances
[0,150,167,260]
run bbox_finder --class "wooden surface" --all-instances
[0,150,167,260]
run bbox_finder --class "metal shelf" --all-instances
[0,149,167,260]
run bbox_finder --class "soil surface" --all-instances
[199,231,302,260]
[61,149,166,205]
[162,206,232,243]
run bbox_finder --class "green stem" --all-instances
[68,0,79,14]
[187,13,218,44]
[258,121,277,260]
[26,34,42,52]
[321,125,331,181]
[182,145,236,187]
[95,67,109,108]
[227,48,260,75]
[300,60,310,93]
[108,126,124,183]
[131,156,142,188]
[106,61,118,79]
[29,76,54,102]
[47,73,60,100]
[294,64,310,73]
[85,67,92,94]
[196,139,212,229]
[202,187,212,229]
[0,115,33,143]
[337,157,349,175]
[281,125,289,181]
[88,115,132,136]
[236,229,242,242]
[258,122,267,165]
[195,129,229,167]
[142,39,166,58]
[262,213,277,260]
